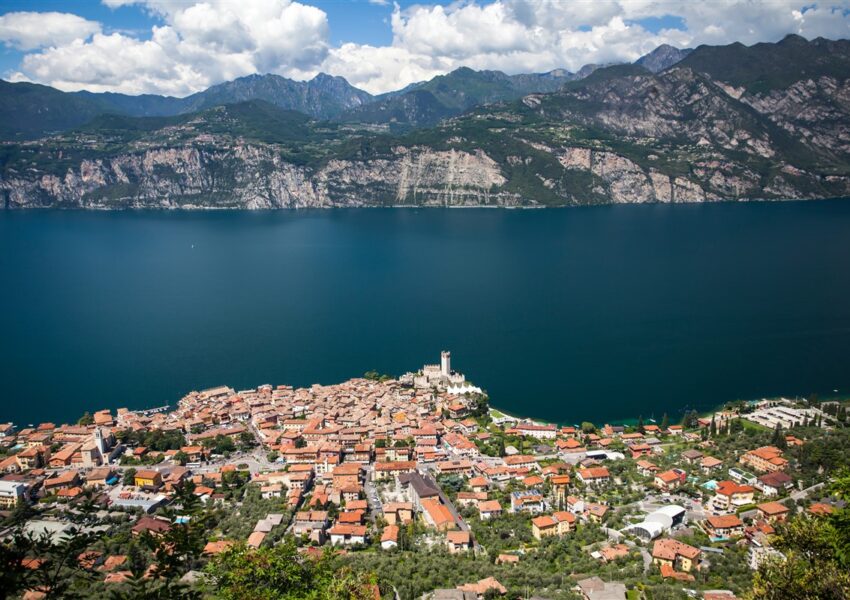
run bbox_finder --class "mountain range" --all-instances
[2,34,849,209]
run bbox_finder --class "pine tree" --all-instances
[660,413,669,432]
[710,416,717,437]
[636,415,645,434]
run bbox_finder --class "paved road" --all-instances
[791,482,826,501]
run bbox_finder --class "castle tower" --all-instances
[94,427,106,455]
[441,351,451,376]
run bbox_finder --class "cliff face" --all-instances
[1,145,517,209]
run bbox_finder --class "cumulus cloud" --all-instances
[5,0,850,96]
[0,11,101,51]
[9,0,328,96]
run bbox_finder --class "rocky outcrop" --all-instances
[0,145,517,209]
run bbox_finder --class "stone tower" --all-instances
[441,351,451,376]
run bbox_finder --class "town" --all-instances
[1,352,849,600]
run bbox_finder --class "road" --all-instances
[791,482,825,501]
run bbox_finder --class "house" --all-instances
[421,498,456,531]
[381,525,399,550]
[700,456,723,473]
[575,576,627,600]
[740,446,788,473]
[510,490,544,513]
[636,460,659,477]
[496,553,519,565]
[755,471,794,497]
[628,443,653,459]
[531,511,576,539]
[446,530,471,554]
[576,467,610,486]
[654,469,685,492]
[704,515,744,541]
[652,538,701,573]
[43,470,81,492]
[713,481,755,510]
[374,461,416,480]
[681,449,704,464]
[328,524,367,546]
[585,503,609,523]
[382,502,414,525]
[456,577,507,599]
[133,470,163,490]
[292,511,329,543]
[477,500,502,520]
[131,516,171,537]
[757,501,790,523]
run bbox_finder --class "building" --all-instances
[420,498,456,531]
[446,530,471,554]
[328,524,367,546]
[756,471,794,497]
[133,470,163,490]
[757,501,790,523]
[704,515,744,541]
[381,525,399,550]
[652,538,701,573]
[477,500,502,520]
[576,467,610,486]
[575,577,627,600]
[713,481,755,510]
[0,480,27,508]
[740,446,788,473]
[510,490,544,513]
[654,469,685,492]
[624,505,686,541]
[531,511,576,539]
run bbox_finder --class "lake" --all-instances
[2,201,850,427]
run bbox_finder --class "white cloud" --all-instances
[9,0,328,96]
[5,0,850,96]
[0,11,101,51]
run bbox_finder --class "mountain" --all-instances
[0,73,373,140]
[340,66,577,128]
[178,73,373,119]
[0,81,108,139]
[677,34,850,92]
[2,36,850,210]
[635,44,693,73]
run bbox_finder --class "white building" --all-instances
[0,480,27,508]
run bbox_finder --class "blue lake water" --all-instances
[1,201,850,426]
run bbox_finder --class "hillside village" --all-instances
[1,354,849,599]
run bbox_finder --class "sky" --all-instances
[0,0,849,96]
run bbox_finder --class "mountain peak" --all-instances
[635,44,693,73]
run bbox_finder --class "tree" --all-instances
[77,412,94,426]
[123,468,137,486]
[660,413,669,432]
[172,451,189,466]
[710,416,717,437]
[751,468,850,599]
[772,423,787,450]
[204,541,375,600]
[581,422,595,434]
[636,415,645,435]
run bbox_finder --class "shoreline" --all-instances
[2,196,847,212]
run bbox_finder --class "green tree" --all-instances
[660,413,669,432]
[636,415,645,435]
[77,412,94,426]
[123,467,137,486]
